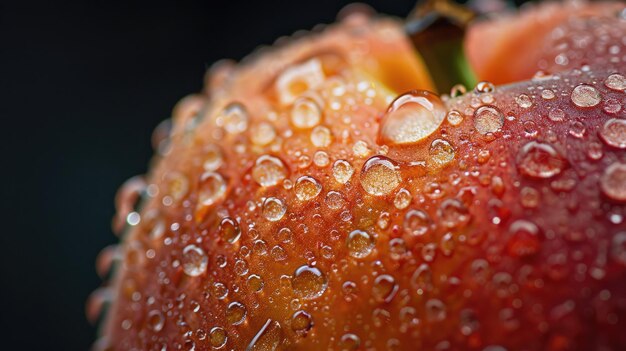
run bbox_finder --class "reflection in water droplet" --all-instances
[292,265,327,300]
[346,229,375,258]
[182,245,208,277]
[570,84,601,108]
[379,90,445,145]
[517,141,566,179]
[360,156,401,196]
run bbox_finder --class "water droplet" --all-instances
[379,90,445,145]
[600,163,626,203]
[252,155,288,187]
[515,94,533,108]
[520,187,540,208]
[332,159,354,184]
[219,217,241,244]
[507,220,540,257]
[203,144,224,171]
[541,89,556,100]
[474,106,504,134]
[346,229,375,258]
[603,98,622,114]
[291,97,322,129]
[218,102,249,134]
[438,199,470,228]
[429,139,455,168]
[352,140,371,158]
[182,245,208,277]
[294,176,322,201]
[292,265,327,300]
[276,58,325,105]
[425,299,446,322]
[404,209,433,237]
[446,110,463,126]
[313,151,330,167]
[250,122,276,146]
[310,125,332,147]
[548,108,565,122]
[450,84,467,97]
[325,191,346,210]
[474,81,495,94]
[226,302,247,325]
[339,333,361,351]
[246,319,284,351]
[147,310,165,332]
[372,274,398,303]
[197,172,227,207]
[394,188,412,209]
[209,327,227,349]
[599,118,626,149]
[291,310,314,336]
[360,155,401,196]
[211,282,228,299]
[247,274,264,292]
[517,141,566,179]
[604,73,626,91]
[570,84,601,108]
[262,197,287,221]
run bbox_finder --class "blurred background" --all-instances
[0,0,525,350]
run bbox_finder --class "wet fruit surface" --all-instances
[94,2,626,351]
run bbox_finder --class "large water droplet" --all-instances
[294,176,322,201]
[346,229,375,258]
[252,155,288,187]
[600,163,626,203]
[292,265,327,300]
[570,84,601,108]
[182,245,208,277]
[473,106,504,134]
[378,90,445,145]
[599,119,626,149]
[360,156,401,196]
[517,141,566,179]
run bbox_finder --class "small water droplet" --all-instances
[428,139,455,168]
[425,299,446,322]
[203,144,224,171]
[219,217,241,244]
[294,176,322,201]
[291,97,322,129]
[218,103,249,134]
[291,310,314,336]
[197,172,227,208]
[250,122,276,146]
[332,159,354,184]
[541,89,556,100]
[182,244,208,277]
[339,333,361,351]
[252,155,288,187]
[599,118,626,149]
[474,106,504,134]
[310,125,332,147]
[372,274,398,303]
[360,155,401,196]
[325,191,346,210]
[404,209,434,237]
[446,110,463,126]
[209,326,228,349]
[507,220,540,257]
[247,274,264,292]
[474,81,495,94]
[517,141,566,179]
[379,90,446,145]
[147,310,165,332]
[515,94,533,108]
[262,197,287,221]
[393,188,412,209]
[292,265,327,300]
[600,163,626,203]
[346,229,375,258]
[570,84,601,108]
[226,302,247,325]
[548,108,565,122]
[604,73,626,91]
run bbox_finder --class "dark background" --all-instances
[0,1,424,350]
